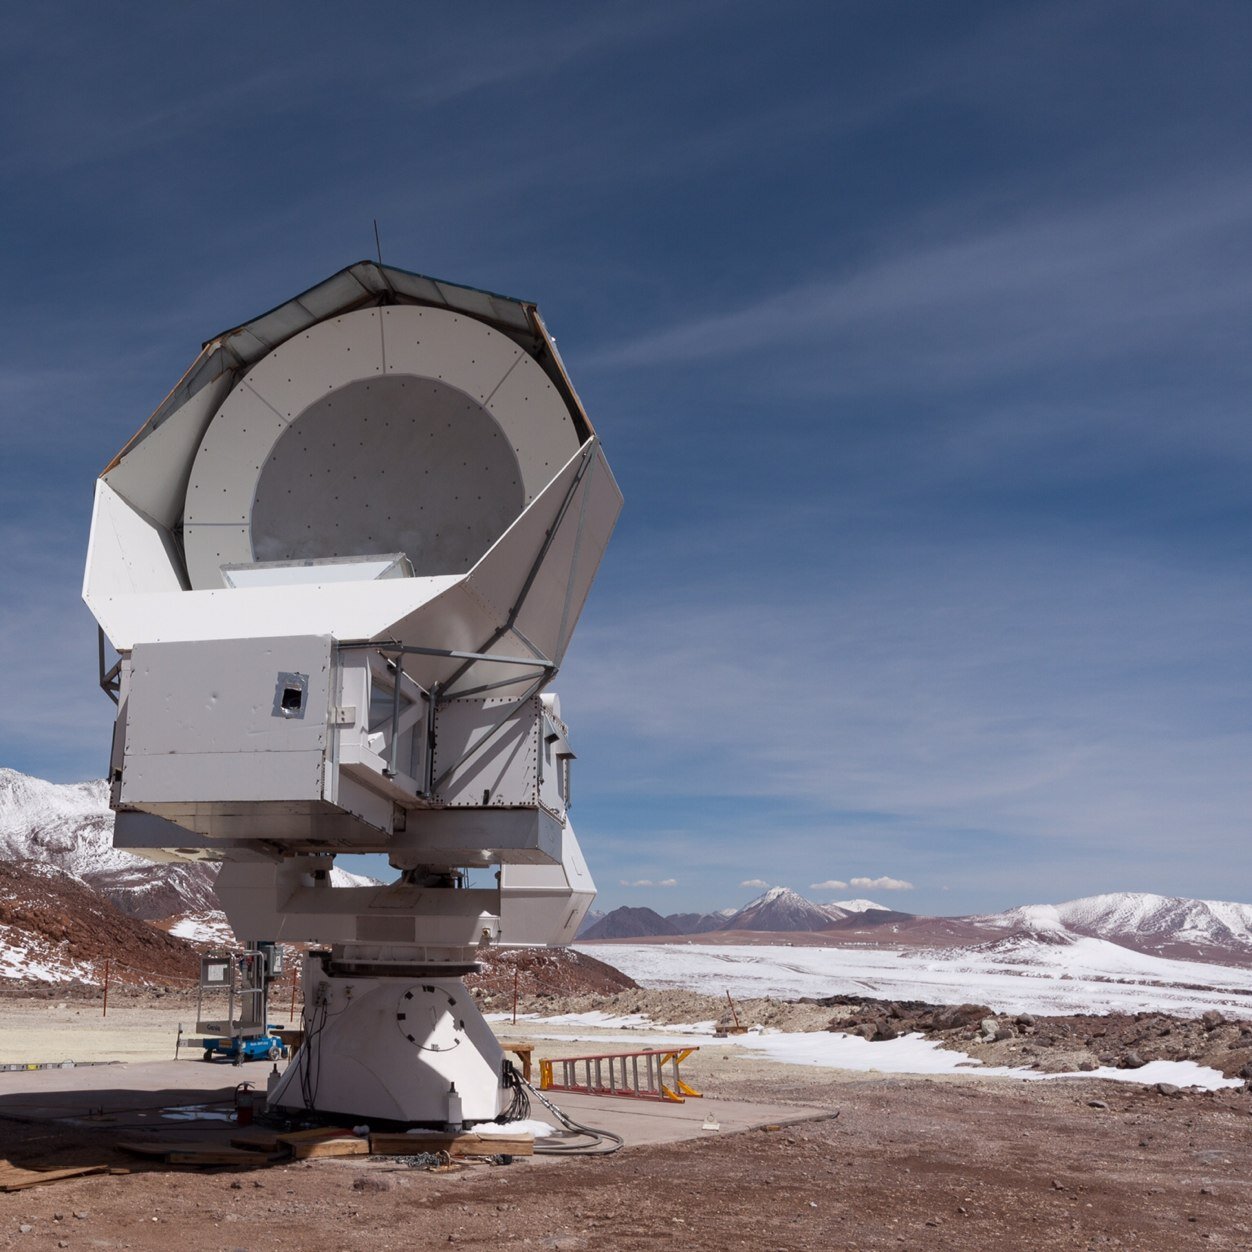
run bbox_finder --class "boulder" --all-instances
[932,1003,992,1031]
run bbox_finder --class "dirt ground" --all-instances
[0,989,295,1067]
[2,993,1252,1250]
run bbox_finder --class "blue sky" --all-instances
[1,2,1249,916]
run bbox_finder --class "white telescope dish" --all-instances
[84,261,621,1124]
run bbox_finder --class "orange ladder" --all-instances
[538,1046,701,1103]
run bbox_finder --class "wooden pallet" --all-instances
[0,1161,110,1192]
[117,1139,279,1167]
[121,1124,368,1166]
[369,1131,533,1158]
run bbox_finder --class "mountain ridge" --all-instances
[0,768,218,918]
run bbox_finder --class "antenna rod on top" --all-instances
[373,218,384,267]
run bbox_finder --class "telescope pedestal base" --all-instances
[270,959,505,1126]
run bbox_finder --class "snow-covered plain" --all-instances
[576,936,1252,1018]
[500,1012,1241,1091]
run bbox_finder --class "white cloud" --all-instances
[851,876,915,891]
[809,879,848,890]
[739,878,769,889]
[563,532,1252,881]
[618,878,677,888]
[588,173,1252,392]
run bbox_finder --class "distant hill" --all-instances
[825,908,917,931]
[722,886,837,932]
[665,910,732,934]
[580,906,680,940]
[575,909,607,938]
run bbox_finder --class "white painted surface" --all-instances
[86,575,458,650]
[83,481,185,605]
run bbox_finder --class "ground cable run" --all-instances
[523,1079,624,1156]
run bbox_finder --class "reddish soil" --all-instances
[1,1070,1250,1249]
[467,948,639,1002]
[0,862,199,989]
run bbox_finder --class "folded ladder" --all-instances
[538,1046,701,1103]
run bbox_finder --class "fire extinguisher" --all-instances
[234,1081,256,1126]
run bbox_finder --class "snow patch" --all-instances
[169,911,235,945]
[576,937,1252,1018]
[512,1015,1240,1091]
[473,1119,553,1138]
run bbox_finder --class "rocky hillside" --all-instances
[0,859,200,986]
[0,768,217,918]
[466,947,639,1003]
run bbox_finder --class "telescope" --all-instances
[83,261,621,1124]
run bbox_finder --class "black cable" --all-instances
[523,1079,624,1156]
[495,1061,530,1124]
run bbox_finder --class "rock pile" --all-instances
[466,947,639,1005]
[805,992,1252,1080]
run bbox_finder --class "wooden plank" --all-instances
[118,1140,274,1167]
[230,1128,284,1152]
[0,1164,109,1192]
[166,1150,270,1166]
[369,1131,533,1158]
[290,1136,370,1160]
[276,1126,358,1145]
[118,1140,198,1158]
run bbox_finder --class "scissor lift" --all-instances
[195,945,282,1064]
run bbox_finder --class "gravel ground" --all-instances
[1,1068,1250,1250]
[2,991,1251,1249]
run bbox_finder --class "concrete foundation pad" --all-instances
[0,1058,252,1126]
[534,1089,834,1150]
[0,1058,833,1150]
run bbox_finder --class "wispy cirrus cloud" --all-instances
[585,173,1252,396]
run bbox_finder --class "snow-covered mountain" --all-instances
[723,886,838,932]
[828,898,887,915]
[0,768,218,918]
[0,770,130,879]
[974,892,1252,958]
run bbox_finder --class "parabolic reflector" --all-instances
[83,261,621,1123]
